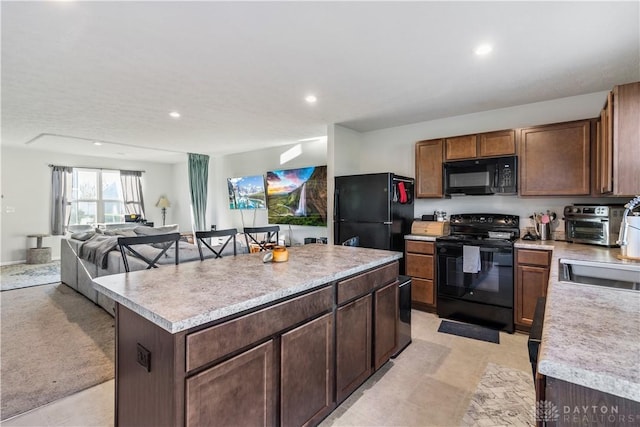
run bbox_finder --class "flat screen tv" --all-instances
[227,175,266,210]
[266,165,327,226]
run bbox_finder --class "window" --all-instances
[69,169,125,225]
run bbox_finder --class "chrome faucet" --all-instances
[617,195,640,248]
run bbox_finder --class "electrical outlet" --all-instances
[136,343,151,372]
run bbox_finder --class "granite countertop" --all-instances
[526,240,640,402]
[92,244,402,334]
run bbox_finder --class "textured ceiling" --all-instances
[2,1,639,163]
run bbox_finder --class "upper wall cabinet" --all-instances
[596,81,640,196]
[444,130,516,161]
[519,120,591,196]
[415,139,444,198]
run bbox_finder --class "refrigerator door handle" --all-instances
[334,189,339,219]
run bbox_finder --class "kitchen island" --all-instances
[93,244,403,427]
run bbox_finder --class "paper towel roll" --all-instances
[626,216,640,258]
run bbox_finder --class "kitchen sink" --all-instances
[559,258,640,291]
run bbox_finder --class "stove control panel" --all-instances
[564,205,624,218]
[449,214,519,227]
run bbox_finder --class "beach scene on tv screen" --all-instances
[227,175,266,209]
[266,166,327,226]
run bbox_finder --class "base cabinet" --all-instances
[405,240,436,311]
[336,295,372,403]
[374,281,399,370]
[186,340,276,427]
[281,313,334,427]
[515,249,551,330]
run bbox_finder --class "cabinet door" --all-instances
[415,139,444,198]
[374,281,398,370]
[186,340,276,427]
[612,82,640,195]
[515,265,549,327]
[519,120,591,196]
[478,129,516,157]
[597,92,613,194]
[336,295,372,403]
[281,313,334,427]
[445,135,477,160]
[411,277,434,306]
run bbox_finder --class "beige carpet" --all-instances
[1,283,115,420]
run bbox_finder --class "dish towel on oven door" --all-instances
[463,245,481,273]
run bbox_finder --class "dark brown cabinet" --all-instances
[415,139,444,198]
[444,135,477,160]
[444,130,516,161]
[405,240,436,311]
[374,281,398,370]
[281,313,334,427]
[186,340,276,427]
[596,81,640,196]
[335,261,398,403]
[519,120,591,196]
[336,295,372,403]
[515,249,551,330]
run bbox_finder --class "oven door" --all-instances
[565,218,608,245]
[437,242,514,308]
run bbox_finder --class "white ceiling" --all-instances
[2,1,639,163]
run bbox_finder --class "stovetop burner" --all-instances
[436,213,520,247]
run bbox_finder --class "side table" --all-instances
[27,234,52,264]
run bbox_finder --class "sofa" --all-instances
[60,224,244,316]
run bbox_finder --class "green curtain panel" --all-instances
[188,153,209,231]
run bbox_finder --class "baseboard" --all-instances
[1,257,60,266]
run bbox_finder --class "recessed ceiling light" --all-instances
[93,141,102,146]
[305,95,317,104]
[474,44,493,56]
[169,111,181,118]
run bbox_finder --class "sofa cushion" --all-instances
[102,228,137,237]
[134,224,179,236]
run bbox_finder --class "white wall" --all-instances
[209,140,328,246]
[0,146,175,264]
[333,91,630,231]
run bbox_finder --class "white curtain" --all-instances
[120,170,145,217]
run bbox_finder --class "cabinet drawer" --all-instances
[405,240,434,255]
[411,277,434,306]
[516,249,551,267]
[337,261,398,305]
[406,253,434,279]
[186,286,333,372]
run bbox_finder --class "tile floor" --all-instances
[1,310,532,427]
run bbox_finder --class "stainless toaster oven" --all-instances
[564,205,625,247]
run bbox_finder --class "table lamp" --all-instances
[156,196,171,226]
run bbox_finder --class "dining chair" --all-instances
[341,236,360,247]
[117,233,181,272]
[243,226,280,252]
[195,228,238,260]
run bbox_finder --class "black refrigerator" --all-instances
[334,173,415,273]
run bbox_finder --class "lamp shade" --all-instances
[156,196,171,209]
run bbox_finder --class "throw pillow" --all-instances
[70,231,96,241]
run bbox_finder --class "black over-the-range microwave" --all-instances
[443,155,517,196]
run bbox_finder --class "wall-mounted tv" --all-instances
[227,175,266,210]
[266,165,327,226]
